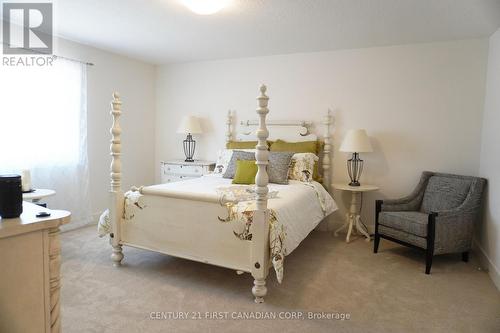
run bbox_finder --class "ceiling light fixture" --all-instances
[179,0,231,15]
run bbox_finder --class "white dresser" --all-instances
[0,202,71,333]
[161,160,215,183]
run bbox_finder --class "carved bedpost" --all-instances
[226,110,232,144]
[251,85,270,303]
[323,109,333,192]
[109,92,124,266]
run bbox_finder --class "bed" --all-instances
[101,85,337,303]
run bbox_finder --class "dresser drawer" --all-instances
[160,161,215,183]
[161,174,197,183]
[163,163,204,176]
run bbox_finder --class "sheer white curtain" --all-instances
[0,58,91,228]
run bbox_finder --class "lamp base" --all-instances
[346,152,364,187]
[183,133,196,163]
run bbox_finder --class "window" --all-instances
[0,59,86,168]
[0,58,91,227]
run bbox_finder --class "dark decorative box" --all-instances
[0,174,23,218]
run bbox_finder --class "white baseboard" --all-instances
[473,238,500,291]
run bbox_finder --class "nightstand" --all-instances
[161,160,215,183]
[332,183,379,243]
[22,188,56,207]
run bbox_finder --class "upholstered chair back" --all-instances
[420,175,472,213]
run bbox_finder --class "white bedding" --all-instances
[143,174,338,256]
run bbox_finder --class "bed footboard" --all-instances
[120,194,253,271]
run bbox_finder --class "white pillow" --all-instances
[214,149,255,175]
[288,153,319,182]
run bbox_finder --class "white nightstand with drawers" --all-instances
[161,160,215,183]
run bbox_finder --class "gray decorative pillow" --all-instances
[268,152,294,184]
[223,151,255,178]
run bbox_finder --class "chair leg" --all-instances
[374,234,380,253]
[425,213,436,275]
[462,251,469,262]
[425,249,433,274]
[374,200,382,254]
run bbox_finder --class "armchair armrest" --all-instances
[433,212,475,255]
[432,177,486,255]
[380,171,433,212]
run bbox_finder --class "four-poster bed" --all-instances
[104,85,336,303]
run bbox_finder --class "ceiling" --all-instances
[47,0,500,64]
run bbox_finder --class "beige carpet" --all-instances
[61,225,500,333]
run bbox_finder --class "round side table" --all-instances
[332,183,379,243]
[23,189,56,205]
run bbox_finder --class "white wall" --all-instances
[54,38,156,228]
[478,28,500,290]
[156,39,488,229]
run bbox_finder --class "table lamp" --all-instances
[177,115,203,162]
[339,129,373,186]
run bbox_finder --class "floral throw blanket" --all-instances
[216,186,285,283]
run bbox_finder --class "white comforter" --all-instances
[144,174,338,256]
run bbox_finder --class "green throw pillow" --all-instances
[269,139,319,154]
[232,160,258,184]
[226,141,258,149]
[226,140,273,149]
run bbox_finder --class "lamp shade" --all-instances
[177,115,203,134]
[339,129,373,153]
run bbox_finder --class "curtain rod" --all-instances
[1,42,94,66]
[53,54,94,66]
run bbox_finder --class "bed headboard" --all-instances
[225,109,333,191]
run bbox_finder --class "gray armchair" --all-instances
[374,171,485,274]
